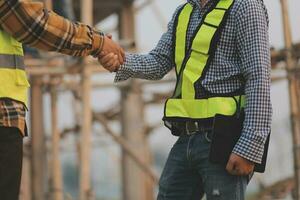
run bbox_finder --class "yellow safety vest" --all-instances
[0,30,30,105]
[164,0,245,122]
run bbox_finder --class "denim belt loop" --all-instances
[185,121,199,135]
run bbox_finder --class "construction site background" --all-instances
[19,0,300,200]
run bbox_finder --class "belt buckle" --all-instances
[185,121,199,135]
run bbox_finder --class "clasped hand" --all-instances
[99,35,124,72]
[226,153,255,176]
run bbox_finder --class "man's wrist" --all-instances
[232,136,265,164]
[91,31,105,57]
[232,152,255,165]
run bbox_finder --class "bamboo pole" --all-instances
[20,144,32,200]
[79,68,93,200]
[120,81,154,200]
[28,3,49,199]
[30,77,47,200]
[93,113,159,183]
[50,80,64,200]
[280,0,300,199]
[79,0,93,199]
[118,2,154,200]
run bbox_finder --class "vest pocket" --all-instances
[15,70,30,87]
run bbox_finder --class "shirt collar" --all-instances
[187,0,215,10]
[187,0,268,26]
[187,0,201,8]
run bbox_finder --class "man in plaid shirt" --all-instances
[100,0,272,199]
[0,0,124,199]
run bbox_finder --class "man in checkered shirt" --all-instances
[101,0,272,199]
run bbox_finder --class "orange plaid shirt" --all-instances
[0,0,105,135]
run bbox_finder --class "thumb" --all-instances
[226,156,239,175]
[226,159,234,173]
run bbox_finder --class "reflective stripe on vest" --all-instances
[166,95,245,120]
[164,0,244,121]
[0,30,29,105]
[0,54,25,70]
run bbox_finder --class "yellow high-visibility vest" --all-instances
[164,0,245,121]
[0,30,30,105]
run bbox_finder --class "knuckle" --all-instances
[229,160,235,166]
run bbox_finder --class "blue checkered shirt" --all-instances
[115,0,272,164]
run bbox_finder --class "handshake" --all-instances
[98,34,125,73]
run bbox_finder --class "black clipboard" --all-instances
[209,97,270,173]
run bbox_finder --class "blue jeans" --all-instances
[157,130,248,200]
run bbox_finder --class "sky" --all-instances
[133,0,300,51]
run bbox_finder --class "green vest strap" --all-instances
[181,0,234,99]
[175,3,193,74]
[165,0,239,121]
[165,95,245,119]
[172,4,193,98]
[0,54,25,70]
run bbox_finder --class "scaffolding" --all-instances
[18,0,300,200]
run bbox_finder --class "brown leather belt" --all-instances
[170,120,214,136]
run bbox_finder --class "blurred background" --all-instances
[21,0,300,200]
